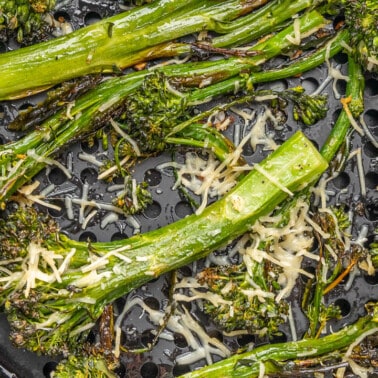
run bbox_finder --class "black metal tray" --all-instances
[0,1,377,377]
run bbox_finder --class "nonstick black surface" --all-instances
[0,1,377,377]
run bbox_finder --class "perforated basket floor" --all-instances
[0,1,377,378]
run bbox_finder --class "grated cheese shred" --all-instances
[253,163,294,196]
[285,17,301,45]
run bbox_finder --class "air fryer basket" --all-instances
[0,1,377,377]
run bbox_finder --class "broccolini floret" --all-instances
[51,354,118,378]
[0,0,55,43]
[343,0,378,72]
[115,71,188,155]
[111,177,152,215]
[197,263,288,337]
[103,71,328,170]
[282,86,328,126]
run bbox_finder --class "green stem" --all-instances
[320,55,365,163]
[180,303,378,377]
[185,29,348,104]
[166,123,240,163]
[70,0,320,86]
[302,55,365,338]
[77,132,328,308]
[163,9,328,87]
[211,0,320,48]
[0,0,265,100]
[2,132,328,333]
[249,29,350,85]
[0,11,327,206]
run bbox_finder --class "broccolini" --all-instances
[180,302,378,378]
[0,0,270,100]
[0,0,55,43]
[0,131,328,355]
[0,9,329,208]
[342,0,378,72]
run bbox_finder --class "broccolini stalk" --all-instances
[320,55,365,162]
[303,55,366,338]
[0,0,331,100]
[0,0,268,100]
[100,81,327,186]
[0,71,145,209]
[0,131,328,355]
[103,69,327,161]
[209,0,321,48]
[191,28,348,101]
[179,302,378,378]
[99,76,255,176]
[193,55,365,345]
[0,10,328,207]
[162,9,329,88]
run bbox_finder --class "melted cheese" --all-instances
[16,242,78,298]
[246,200,316,302]
[249,108,279,151]
[162,109,282,215]
[285,17,301,45]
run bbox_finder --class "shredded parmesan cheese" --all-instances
[253,163,294,196]
[113,294,230,364]
[27,149,72,179]
[348,148,366,197]
[97,155,131,181]
[336,327,378,378]
[246,200,316,301]
[81,209,98,230]
[325,43,350,99]
[285,17,301,45]
[110,118,141,157]
[78,152,104,167]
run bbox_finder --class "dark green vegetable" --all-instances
[197,263,288,336]
[51,354,118,378]
[0,0,375,373]
[1,0,342,101]
[0,0,55,43]
[194,55,368,351]
[342,0,378,72]
[179,302,378,377]
[320,55,365,162]
[0,0,269,100]
[0,10,328,208]
[0,131,328,355]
